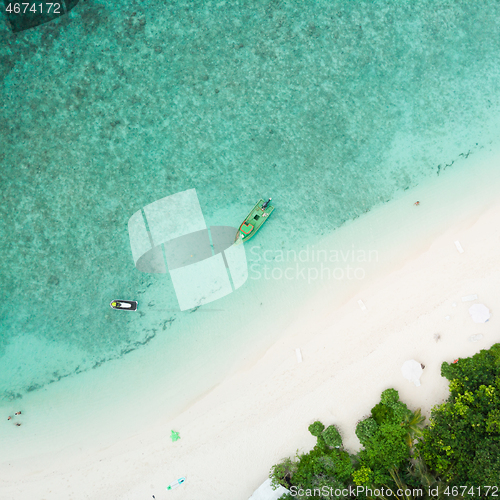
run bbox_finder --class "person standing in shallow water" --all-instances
[8,410,23,423]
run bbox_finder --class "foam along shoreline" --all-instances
[2,149,500,499]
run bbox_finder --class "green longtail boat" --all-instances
[235,198,275,242]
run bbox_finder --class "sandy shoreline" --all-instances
[2,153,500,499]
[139,196,500,500]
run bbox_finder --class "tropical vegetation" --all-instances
[270,344,500,499]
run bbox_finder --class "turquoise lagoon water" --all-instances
[2,0,500,418]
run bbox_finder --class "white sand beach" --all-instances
[2,150,500,500]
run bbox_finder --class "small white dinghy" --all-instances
[167,477,186,491]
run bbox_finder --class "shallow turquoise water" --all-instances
[2,0,500,402]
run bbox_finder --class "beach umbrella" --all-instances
[401,360,423,387]
[469,304,490,323]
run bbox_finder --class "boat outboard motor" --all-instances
[262,198,272,209]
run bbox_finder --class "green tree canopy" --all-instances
[417,344,500,497]
[323,424,343,448]
[308,420,325,437]
[270,346,500,500]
